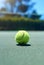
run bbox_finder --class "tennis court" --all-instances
[0,31,44,65]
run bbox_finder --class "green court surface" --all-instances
[0,31,44,65]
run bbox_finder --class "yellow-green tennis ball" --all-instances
[15,30,30,44]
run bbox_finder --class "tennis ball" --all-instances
[15,30,30,44]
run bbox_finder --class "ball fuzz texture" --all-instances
[15,30,30,44]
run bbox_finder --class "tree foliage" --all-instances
[30,10,41,19]
[5,0,35,13]
[18,4,29,12]
[6,0,16,12]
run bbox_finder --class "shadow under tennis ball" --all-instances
[16,43,31,46]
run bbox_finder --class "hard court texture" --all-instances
[0,31,44,65]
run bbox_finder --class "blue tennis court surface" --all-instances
[0,31,44,65]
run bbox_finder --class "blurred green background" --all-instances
[0,0,44,30]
